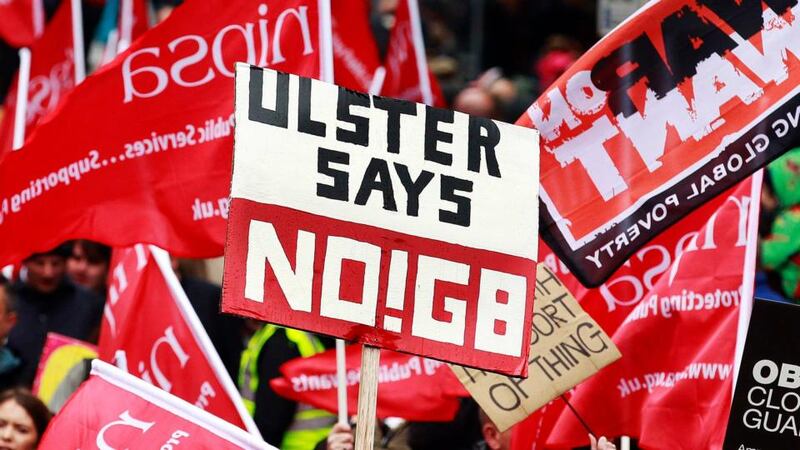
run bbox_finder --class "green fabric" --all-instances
[768,148,800,207]
[761,207,800,298]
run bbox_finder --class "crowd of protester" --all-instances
[7,0,791,448]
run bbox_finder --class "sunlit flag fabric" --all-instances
[0,0,76,158]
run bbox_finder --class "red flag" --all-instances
[270,345,466,422]
[511,175,761,449]
[0,0,43,47]
[0,0,76,157]
[0,0,332,265]
[380,0,445,107]
[331,0,381,93]
[98,244,259,435]
[38,360,275,450]
[523,175,760,449]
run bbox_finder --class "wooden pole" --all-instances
[354,345,380,450]
[335,339,348,424]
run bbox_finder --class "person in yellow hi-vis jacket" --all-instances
[239,322,336,450]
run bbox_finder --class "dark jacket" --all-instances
[8,280,103,387]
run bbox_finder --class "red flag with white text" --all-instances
[331,0,381,93]
[270,345,468,422]
[0,0,75,158]
[0,0,42,47]
[38,360,275,450]
[380,0,445,107]
[0,0,331,265]
[510,175,761,449]
[98,245,259,435]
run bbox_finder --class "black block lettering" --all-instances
[298,77,326,137]
[467,116,502,177]
[394,163,434,216]
[424,106,454,166]
[355,158,397,211]
[317,147,349,201]
[248,68,289,128]
[373,97,417,154]
[336,87,371,146]
[439,175,472,226]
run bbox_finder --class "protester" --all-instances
[8,245,103,387]
[318,421,410,450]
[0,388,51,450]
[0,278,20,390]
[66,240,111,297]
[239,321,336,449]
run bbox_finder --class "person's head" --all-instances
[67,240,111,295]
[453,86,498,119]
[478,408,511,450]
[23,244,70,295]
[0,278,18,342]
[0,389,51,450]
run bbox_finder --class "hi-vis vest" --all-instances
[239,324,335,450]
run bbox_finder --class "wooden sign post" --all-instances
[355,346,381,450]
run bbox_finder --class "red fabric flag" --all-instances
[0,0,75,157]
[0,0,43,47]
[510,175,761,449]
[0,0,331,265]
[98,244,259,435]
[331,0,381,93]
[38,360,275,450]
[380,0,445,107]
[270,345,467,422]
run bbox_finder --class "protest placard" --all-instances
[222,64,540,377]
[518,0,800,286]
[723,299,800,449]
[452,264,620,431]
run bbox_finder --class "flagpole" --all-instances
[71,0,86,83]
[406,0,433,105]
[32,0,45,38]
[368,67,386,96]
[119,0,133,51]
[336,339,348,424]
[621,436,631,450]
[12,48,32,151]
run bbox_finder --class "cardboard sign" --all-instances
[517,0,800,287]
[452,265,620,431]
[223,64,540,376]
[723,299,800,449]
